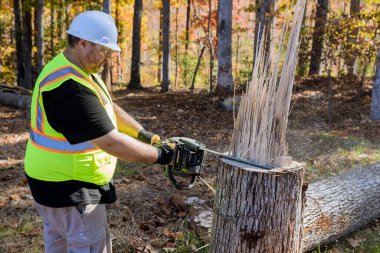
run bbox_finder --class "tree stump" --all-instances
[210,158,305,253]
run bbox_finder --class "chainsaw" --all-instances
[162,137,274,190]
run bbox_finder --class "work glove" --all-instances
[155,143,175,165]
[137,129,161,145]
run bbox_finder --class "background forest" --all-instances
[0,0,379,93]
[1,0,380,252]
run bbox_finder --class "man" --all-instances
[24,11,173,253]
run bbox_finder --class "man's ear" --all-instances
[78,39,88,50]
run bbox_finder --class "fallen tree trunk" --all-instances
[302,164,380,251]
[188,164,380,252]
[0,86,31,109]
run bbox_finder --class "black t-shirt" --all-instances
[26,77,117,207]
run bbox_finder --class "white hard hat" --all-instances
[67,11,121,52]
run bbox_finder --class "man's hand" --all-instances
[137,129,161,145]
[155,143,174,165]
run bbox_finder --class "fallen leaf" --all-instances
[139,223,150,231]
[9,194,20,202]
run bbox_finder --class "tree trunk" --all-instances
[297,0,309,76]
[115,0,123,82]
[253,0,274,68]
[22,0,33,90]
[65,1,71,34]
[128,0,143,90]
[346,0,360,75]
[216,0,233,95]
[35,0,44,74]
[235,33,240,78]
[157,6,163,83]
[191,46,206,92]
[302,164,380,251]
[211,159,305,253]
[308,0,328,75]
[327,69,333,124]
[57,0,64,40]
[370,50,380,120]
[50,0,55,57]
[183,0,191,87]
[13,0,24,87]
[0,89,31,109]
[161,0,170,92]
[185,0,191,55]
[208,0,214,95]
[175,0,179,88]
[102,0,112,91]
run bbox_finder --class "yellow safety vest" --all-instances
[24,52,117,186]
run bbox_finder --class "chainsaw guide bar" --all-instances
[162,137,275,190]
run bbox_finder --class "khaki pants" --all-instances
[35,202,112,253]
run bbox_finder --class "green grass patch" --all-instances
[298,132,380,182]
[164,230,208,253]
[114,160,140,177]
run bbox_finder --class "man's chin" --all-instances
[89,66,103,74]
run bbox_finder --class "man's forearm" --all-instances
[113,103,143,138]
[91,129,158,163]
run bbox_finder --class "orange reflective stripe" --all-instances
[30,129,100,153]
[35,66,109,133]
[40,73,74,89]
[30,125,67,141]
[30,139,100,154]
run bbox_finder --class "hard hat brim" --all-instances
[100,42,121,52]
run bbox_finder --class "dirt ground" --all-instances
[0,76,379,252]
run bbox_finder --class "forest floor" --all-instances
[0,75,379,253]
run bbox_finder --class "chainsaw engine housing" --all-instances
[165,137,205,190]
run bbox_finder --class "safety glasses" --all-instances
[90,42,113,58]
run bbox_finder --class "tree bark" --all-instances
[216,0,233,95]
[195,163,380,252]
[185,0,191,54]
[208,0,214,95]
[370,51,380,120]
[65,1,71,34]
[50,0,55,57]
[157,6,163,83]
[345,0,360,75]
[102,0,112,91]
[253,0,274,69]
[308,0,328,75]
[57,0,64,40]
[297,0,309,76]
[303,164,380,251]
[183,0,191,87]
[13,0,24,87]
[115,0,123,82]
[22,0,33,90]
[128,0,143,90]
[191,46,206,92]
[161,0,170,92]
[175,1,179,88]
[35,0,44,74]
[211,159,305,253]
[0,89,31,109]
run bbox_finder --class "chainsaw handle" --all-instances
[167,165,197,190]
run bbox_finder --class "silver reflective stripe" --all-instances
[35,67,108,131]
[30,129,97,152]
